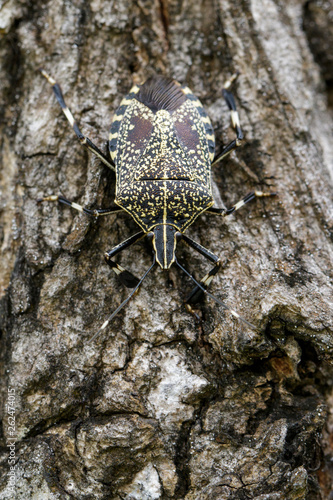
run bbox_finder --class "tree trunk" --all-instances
[1,0,333,498]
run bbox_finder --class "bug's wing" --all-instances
[136,75,186,111]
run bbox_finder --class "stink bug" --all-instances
[38,70,275,340]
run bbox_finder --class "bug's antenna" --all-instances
[88,257,156,343]
[175,259,256,329]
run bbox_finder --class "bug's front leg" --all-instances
[175,255,255,329]
[104,231,145,288]
[181,234,221,305]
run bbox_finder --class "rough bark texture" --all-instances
[1,0,333,499]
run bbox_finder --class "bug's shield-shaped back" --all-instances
[134,109,194,181]
[110,75,214,267]
[116,179,213,233]
[111,76,214,230]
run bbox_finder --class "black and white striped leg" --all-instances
[40,69,115,172]
[175,258,255,329]
[89,256,156,343]
[212,73,244,167]
[207,190,277,217]
[181,234,221,305]
[105,231,145,288]
[37,194,123,217]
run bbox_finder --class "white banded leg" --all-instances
[37,194,123,217]
[40,69,115,171]
[39,194,145,287]
[104,231,145,288]
[175,258,255,329]
[181,234,221,304]
[212,73,244,166]
[89,256,156,343]
[207,191,277,217]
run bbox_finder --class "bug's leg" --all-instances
[105,231,145,288]
[37,194,123,217]
[181,234,221,305]
[175,258,255,329]
[39,193,144,287]
[40,69,115,172]
[206,190,277,217]
[212,73,244,167]
[89,256,156,343]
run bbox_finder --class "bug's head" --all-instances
[151,225,180,269]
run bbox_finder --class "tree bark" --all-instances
[1,0,333,498]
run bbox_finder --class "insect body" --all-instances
[39,71,275,339]
[109,77,215,270]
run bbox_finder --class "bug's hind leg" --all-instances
[40,69,115,171]
[105,231,145,288]
[212,73,244,166]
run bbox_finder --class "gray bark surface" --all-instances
[1,0,333,498]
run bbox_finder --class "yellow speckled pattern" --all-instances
[109,77,215,234]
